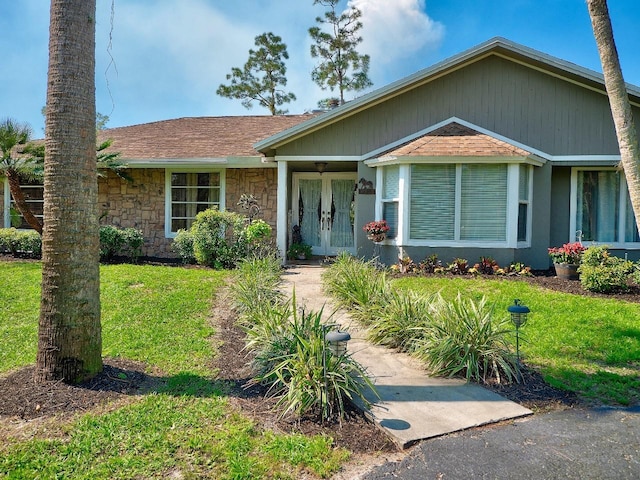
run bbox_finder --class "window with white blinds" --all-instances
[410,164,455,239]
[408,163,508,242]
[460,164,507,241]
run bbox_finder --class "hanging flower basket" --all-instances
[367,233,386,243]
[363,220,390,243]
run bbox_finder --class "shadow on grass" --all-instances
[0,358,261,421]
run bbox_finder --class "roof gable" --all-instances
[255,37,640,154]
[386,121,531,158]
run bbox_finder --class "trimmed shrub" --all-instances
[99,225,144,262]
[0,228,41,258]
[579,245,634,293]
[172,229,196,264]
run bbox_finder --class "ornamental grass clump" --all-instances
[243,296,377,421]
[412,294,518,384]
[366,289,435,351]
[322,253,390,324]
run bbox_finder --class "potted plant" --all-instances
[363,220,390,243]
[548,242,586,279]
[287,242,313,260]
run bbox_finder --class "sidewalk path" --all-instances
[281,264,532,449]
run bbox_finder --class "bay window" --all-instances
[378,162,532,247]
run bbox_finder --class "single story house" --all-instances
[3,37,640,269]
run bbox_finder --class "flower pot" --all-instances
[367,233,386,243]
[554,263,579,280]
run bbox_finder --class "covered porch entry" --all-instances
[276,161,358,259]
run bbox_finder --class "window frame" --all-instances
[3,176,45,229]
[375,161,533,248]
[570,167,640,248]
[164,169,225,238]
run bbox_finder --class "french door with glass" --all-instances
[292,173,356,256]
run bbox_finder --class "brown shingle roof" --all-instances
[386,122,531,157]
[98,115,315,160]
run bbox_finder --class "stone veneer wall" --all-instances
[225,168,278,233]
[98,168,170,257]
[97,167,279,258]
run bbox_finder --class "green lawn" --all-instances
[393,276,640,405]
[0,262,348,479]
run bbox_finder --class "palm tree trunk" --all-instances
[587,0,640,232]
[5,168,43,234]
[36,0,102,383]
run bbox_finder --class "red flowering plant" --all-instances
[548,242,586,264]
[363,220,390,236]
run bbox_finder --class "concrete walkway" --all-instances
[281,264,532,449]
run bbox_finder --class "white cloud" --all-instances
[348,0,445,65]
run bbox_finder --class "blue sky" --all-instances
[1,0,639,135]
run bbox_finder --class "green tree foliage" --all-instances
[216,32,296,115]
[0,118,43,233]
[309,0,372,105]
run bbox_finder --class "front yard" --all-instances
[1,259,639,478]
[0,261,351,479]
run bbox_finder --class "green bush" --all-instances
[172,229,196,264]
[245,219,271,243]
[99,225,144,262]
[190,208,248,269]
[579,245,634,293]
[0,228,41,258]
[413,294,517,384]
[99,225,124,260]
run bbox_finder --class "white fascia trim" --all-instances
[363,117,549,165]
[367,155,540,167]
[273,155,363,162]
[551,155,620,166]
[123,156,272,168]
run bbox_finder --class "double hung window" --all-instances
[166,171,223,235]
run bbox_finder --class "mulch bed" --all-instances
[2,264,633,453]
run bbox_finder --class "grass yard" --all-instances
[393,276,640,405]
[0,261,349,479]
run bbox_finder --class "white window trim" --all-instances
[516,164,534,248]
[165,169,225,238]
[570,167,640,249]
[375,162,532,249]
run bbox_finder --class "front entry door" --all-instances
[293,173,356,256]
